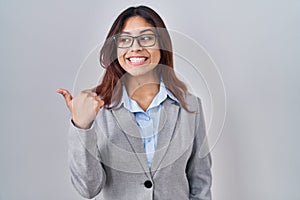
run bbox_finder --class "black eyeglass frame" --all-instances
[113,33,159,49]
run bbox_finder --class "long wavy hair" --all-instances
[96,5,189,110]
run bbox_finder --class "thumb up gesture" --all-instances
[56,88,104,129]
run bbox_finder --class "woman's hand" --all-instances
[56,88,104,129]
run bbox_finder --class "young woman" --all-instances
[57,5,212,200]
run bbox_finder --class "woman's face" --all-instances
[116,16,161,77]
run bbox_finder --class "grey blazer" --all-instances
[68,94,212,200]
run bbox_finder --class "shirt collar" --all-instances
[116,81,179,112]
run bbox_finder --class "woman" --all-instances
[57,5,212,200]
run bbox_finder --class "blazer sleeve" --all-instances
[186,98,212,200]
[68,119,106,199]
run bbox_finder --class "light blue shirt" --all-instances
[120,82,178,169]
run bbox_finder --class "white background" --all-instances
[0,0,299,199]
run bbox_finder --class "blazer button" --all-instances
[144,180,152,188]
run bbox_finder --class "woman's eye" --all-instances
[119,37,131,43]
[141,35,154,41]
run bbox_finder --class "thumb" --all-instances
[56,88,73,105]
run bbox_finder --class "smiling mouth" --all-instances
[127,56,148,66]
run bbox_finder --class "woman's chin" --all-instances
[126,69,152,78]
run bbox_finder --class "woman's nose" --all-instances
[130,38,143,51]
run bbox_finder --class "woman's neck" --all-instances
[124,71,160,111]
[125,71,160,96]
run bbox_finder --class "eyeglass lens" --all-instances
[116,34,156,48]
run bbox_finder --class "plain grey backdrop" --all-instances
[0,0,299,199]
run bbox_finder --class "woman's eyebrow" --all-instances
[119,29,155,35]
[119,31,131,35]
[140,29,155,34]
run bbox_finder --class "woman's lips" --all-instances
[126,56,148,66]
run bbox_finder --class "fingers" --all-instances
[95,96,105,111]
[56,88,73,104]
[82,90,104,111]
[81,89,97,97]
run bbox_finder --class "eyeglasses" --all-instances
[114,34,158,48]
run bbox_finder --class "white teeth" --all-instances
[129,57,146,63]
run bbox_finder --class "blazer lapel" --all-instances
[151,99,180,175]
[111,99,181,177]
[111,107,151,175]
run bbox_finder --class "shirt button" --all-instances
[144,180,152,188]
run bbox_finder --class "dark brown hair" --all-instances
[96,5,190,110]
